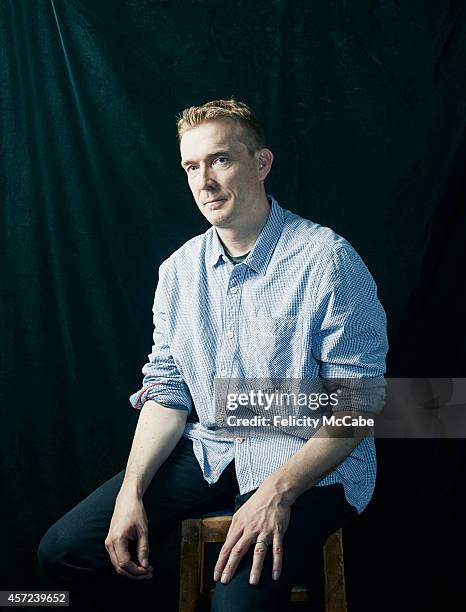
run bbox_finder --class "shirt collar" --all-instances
[206,194,284,275]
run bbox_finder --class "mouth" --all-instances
[204,198,227,209]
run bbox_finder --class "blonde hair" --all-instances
[176,99,265,155]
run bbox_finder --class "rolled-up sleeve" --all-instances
[311,244,388,413]
[129,263,193,414]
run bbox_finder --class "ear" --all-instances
[256,148,274,181]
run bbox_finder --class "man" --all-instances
[38,99,388,611]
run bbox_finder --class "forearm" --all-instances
[119,400,188,500]
[261,412,372,505]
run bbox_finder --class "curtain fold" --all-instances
[1,1,465,608]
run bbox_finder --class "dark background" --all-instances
[1,0,465,610]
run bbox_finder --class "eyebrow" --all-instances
[180,149,232,169]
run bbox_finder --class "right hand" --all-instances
[104,491,154,580]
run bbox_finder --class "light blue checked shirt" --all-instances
[130,195,388,513]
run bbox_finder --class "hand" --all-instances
[104,491,154,580]
[213,483,291,586]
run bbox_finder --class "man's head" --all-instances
[177,99,273,231]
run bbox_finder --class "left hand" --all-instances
[213,483,292,586]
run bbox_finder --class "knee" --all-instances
[37,525,65,578]
[37,521,85,581]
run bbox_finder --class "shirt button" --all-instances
[220,369,228,377]
[227,331,234,339]
[235,437,244,443]
[230,287,238,294]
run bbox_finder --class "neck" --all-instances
[216,193,270,256]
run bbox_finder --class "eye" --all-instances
[186,164,198,173]
[214,156,228,166]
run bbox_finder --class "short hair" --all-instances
[176,98,266,155]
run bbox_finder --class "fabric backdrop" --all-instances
[1,1,465,610]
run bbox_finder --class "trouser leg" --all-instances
[211,483,357,612]
[37,437,238,610]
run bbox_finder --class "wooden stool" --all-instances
[179,514,347,612]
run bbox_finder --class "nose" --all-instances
[199,164,217,192]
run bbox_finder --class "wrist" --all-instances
[118,480,144,501]
[261,472,302,507]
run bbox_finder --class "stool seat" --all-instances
[179,513,347,612]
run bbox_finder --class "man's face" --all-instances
[180,118,263,229]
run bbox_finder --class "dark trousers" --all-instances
[37,437,357,611]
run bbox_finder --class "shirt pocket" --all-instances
[241,315,304,377]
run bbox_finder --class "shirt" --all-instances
[129,195,388,513]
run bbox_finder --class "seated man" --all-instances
[38,99,388,611]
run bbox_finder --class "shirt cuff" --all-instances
[129,383,193,413]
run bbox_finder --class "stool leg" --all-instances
[323,528,348,612]
[179,519,202,612]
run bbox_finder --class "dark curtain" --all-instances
[1,0,465,610]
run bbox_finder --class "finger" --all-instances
[216,536,251,584]
[105,542,120,574]
[213,528,244,582]
[271,530,283,581]
[136,530,151,569]
[113,537,153,577]
[249,535,270,585]
[106,543,152,580]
